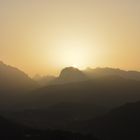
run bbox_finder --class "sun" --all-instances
[59,46,88,68]
[47,39,92,69]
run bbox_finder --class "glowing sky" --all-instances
[0,0,140,76]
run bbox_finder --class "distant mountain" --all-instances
[35,67,140,86]
[0,61,37,91]
[46,67,88,85]
[81,101,140,140]
[59,67,87,82]
[34,74,56,86]
[84,67,140,81]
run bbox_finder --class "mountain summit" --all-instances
[58,67,87,83]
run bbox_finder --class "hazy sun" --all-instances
[59,46,88,68]
[47,39,92,69]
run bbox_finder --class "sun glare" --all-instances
[47,39,92,69]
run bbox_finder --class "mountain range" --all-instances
[34,67,140,86]
[1,61,140,140]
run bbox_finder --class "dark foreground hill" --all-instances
[7,76,140,130]
[80,100,140,140]
[0,114,98,140]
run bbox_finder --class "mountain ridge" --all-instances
[0,61,37,91]
[34,67,140,86]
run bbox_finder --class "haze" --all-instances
[0,0,140,76]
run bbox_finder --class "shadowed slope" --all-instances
[27,76,140,109]
[0,61,37,91]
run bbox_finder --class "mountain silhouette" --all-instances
[48,67,88,85]
[0,61,37,91]
[59,67,87,82]
[35,67,140,86]
[85,67,140,81]
[0,61,38,109]
[1,62,140,139]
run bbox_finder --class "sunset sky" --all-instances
[0,0,140,76]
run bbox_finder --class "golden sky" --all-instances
[0,0,140,76]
